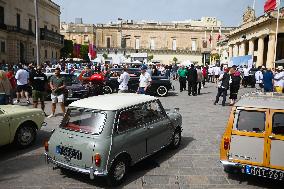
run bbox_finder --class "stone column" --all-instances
[256,36,265,67]
[229,45,233,58]
[248,39,254,56]
[233,44,239,57]
[239,42,246,56]
[266,34,276,69]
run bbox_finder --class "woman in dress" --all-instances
[0,70,12,105]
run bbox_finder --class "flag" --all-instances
[203,31,207,48]
[217,26,222,41]
[264,0,277,13]
[209,28,213,48]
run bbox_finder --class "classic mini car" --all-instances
[104,68,174,97]
[0,105,45,148]
[220,93,284,181]
[45,94,182,185]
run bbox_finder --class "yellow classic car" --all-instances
[220,93,284,181]
[0,105,45,148]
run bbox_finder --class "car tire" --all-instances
[107,157,129,186]
[156,86,168,97]
[170,128,181,149]
[14,124,36,148]
[103,85,113,94]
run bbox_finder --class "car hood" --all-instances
[0,105,43,114]
[66,84,86,91]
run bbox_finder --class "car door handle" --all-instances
[269,135,276,139]
[147,126,154,130]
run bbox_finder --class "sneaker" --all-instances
[27,100,31,105]
[47,114,55,118]
[14,100,20,104]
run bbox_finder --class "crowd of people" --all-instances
[0,61,283,115]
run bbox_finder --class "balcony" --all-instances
[6,25,34,36]
[40,28,64,45]
[0,23,7,30]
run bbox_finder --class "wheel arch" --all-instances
[109,151,132,171]
[11,120,38,143]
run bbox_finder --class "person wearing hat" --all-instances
[137,64,152,94]
[214,68,230,106]
[274,66,284,93]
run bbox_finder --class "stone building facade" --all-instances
[0,0,63,65]
[228,7,284,68]
[95,17,234,65]
[60,21,95,46]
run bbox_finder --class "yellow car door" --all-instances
[0,110,10,146]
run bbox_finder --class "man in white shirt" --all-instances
[208,66,214,83]
[274,66,284,93]
[117,67,130,93]
[137,65,152,94]
[243,65,250,87]
[14,64,30,104]
[213,65,221,84]
[255,66,264,91]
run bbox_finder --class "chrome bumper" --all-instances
[220,160,245,172]
[45,153,108,179]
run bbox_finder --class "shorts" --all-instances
[32,90,45,102]
[137,87,146,94]
[51,94,65,103]
[17,84,29,92]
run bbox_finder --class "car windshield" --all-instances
[60,107,107,134]
[64,75,80,85]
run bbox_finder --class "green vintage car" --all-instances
[45,93,182,186]
[0,105,45,148]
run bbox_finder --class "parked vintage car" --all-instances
[104,68,174,97]
[0,105,45,148]
[220,92,284,181]
[45,94,182,185]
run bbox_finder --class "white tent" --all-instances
[180,60,193,67]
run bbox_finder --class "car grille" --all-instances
[56,145,82,160]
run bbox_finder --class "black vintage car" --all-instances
[104,68,174,97]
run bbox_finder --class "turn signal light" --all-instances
[44,141,49,152]
[224,137,230,150]
[92,154,101,167]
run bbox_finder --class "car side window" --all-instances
[234,110,265,133]
[272,113,284,135]
[117,106,143,133]
[142,101,165,124]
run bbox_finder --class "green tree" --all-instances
[80,45,90,61]
[148,54,154,61]
[173,57,178,64]
[60,40,73,59]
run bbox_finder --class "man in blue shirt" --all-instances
[263,68,274,92]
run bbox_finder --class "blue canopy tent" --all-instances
[229,55,253,68]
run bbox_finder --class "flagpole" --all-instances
[273,0,280,69]
[253,0,256,9]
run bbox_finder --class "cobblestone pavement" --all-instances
[0,81,282,189]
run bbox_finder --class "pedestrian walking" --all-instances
[274,66,284,93]
[242,65,250,87]
[213,65,221,84]
[172,64,178,80]
[6,66,16,104]
[117,67,130,93]
[202,66,207,87]
[214,68,230,106]
[29,65,48,112]
[208,66,214,83]
[196,66,203,95]
[177,65,187,92]
[187,64,198,96]
[263,68,274,92]
[48,68,66,118]
[255,66,264,91]
[14,64,30,104]
[0,70,12,105]
[229,68,241,105]
[137,65,152,94]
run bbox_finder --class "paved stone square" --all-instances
[0,81,282,189]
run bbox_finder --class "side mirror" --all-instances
[174,108,180,112]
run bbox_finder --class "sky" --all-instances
[52,0,282,27]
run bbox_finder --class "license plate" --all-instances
[245,165,284,180]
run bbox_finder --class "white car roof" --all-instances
[69,93,158,111]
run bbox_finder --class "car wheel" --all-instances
[14,124,36,148]
[170,128,181,149]
[107,157,129,186]
[156,86,168,97]
[103,85,113,94]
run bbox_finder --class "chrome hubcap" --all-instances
[113,162,126,181]
[20,128,33,145]
[158,86,167,96]
[104,86,112,94]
